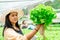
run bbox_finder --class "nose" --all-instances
[14,16,18,19]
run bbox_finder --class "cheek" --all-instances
[9,17,14,23]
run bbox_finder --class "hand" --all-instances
[35,24,44,31]
[39,24,44,35]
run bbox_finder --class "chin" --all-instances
[13,21,17,24]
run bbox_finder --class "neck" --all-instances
[12,23,19,30]
[12,23,16,27]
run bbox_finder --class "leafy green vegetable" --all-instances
[30,4,56,26]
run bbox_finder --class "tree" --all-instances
[22,7,28,15]
[44,0,60,9]
[44,1,53,6]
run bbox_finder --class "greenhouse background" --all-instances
[0,0,60,40]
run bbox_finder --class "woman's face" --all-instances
[9,12,18,24]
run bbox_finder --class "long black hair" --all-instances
[3,12,20,36]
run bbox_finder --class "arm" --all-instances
[4,24,43,40]
[25,24,43,40]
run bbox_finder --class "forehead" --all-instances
[10,11,18,15]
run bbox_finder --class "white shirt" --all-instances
[4,28,28,40]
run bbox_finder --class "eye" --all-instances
[12,15,14,17]
[15,14,18,16]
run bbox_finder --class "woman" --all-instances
[1,9,43,40]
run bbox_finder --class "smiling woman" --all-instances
[0,1,45,40]
[0,8,44,40]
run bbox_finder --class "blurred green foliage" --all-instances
[44,0,60,9]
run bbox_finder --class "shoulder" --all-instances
[4,28,15,35]
[5,28,14,32]
[4,28,28,40]
[4,28,22,37]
